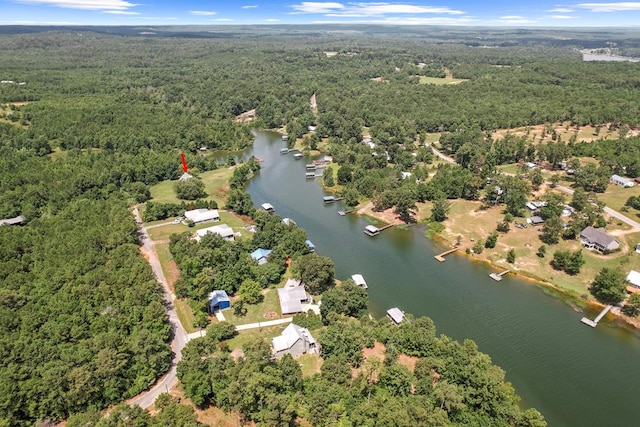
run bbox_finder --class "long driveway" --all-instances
[432,145,640,231]
[127,208,188,409]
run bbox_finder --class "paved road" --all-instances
[127,208,188,409]
[553,184,640,231]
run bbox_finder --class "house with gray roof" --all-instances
[277,278,312,314]
[271,323,319,358]
[580,226,620,253]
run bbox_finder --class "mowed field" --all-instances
[149,167,235,205]
[418,76,467,85]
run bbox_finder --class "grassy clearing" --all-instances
[434,199,635,296]
[323,51,338,57]
[175,298,198,334]
[225,325,287,350]
[222,288,283,325]
[155,242,179,287]
[419,76,467,85]
[598,184,640,213]
[149,167,235,205]
[298,354,323,377]
[146,211,250,241]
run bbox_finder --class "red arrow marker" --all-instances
[180,153,188,172]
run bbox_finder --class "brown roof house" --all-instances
[271,323,319,358]
[580,226,620,253]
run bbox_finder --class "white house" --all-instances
[194,224,234,242]
[610,174,635,187]
[184,208,219,224]
[271,323,319,358]
[580,226,620,253]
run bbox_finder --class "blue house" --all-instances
[250,248,273,265]
[208,290,231,313]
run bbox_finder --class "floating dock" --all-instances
[280,148,289,154]
[306,164,316,170]
[338,209,355,216]
[434,248,458,262]
[351,274,368,289]
[489,270,510,281]
[282,135,289,141]
[306,172,316,179]
[293,153,303,160]
[261,203,275,213]
[580,305,612,328]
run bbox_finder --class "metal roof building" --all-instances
[387,307,405,324]
[184,208,219,224]
[250,248,272,265]
[277,279,311,314]
[195,224,234,242]
[208,290,231,313]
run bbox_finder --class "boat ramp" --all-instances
[580,305,612,328]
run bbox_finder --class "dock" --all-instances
[580,305,612,328]
[364,224,393,236]
[280,148,289,154]
[434,248,458,262]
[489,270,510,281]
[323,196,345,204]
[337,209,355,216]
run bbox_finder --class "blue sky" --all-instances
[2,1,640,26]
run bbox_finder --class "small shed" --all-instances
[626,270,640,289]
[387,307,405,325]
[208,290,231,313]
[527,216,544,226]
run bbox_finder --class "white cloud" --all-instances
[141,16,178,20]
[497,15,537,24]
[213,18,234,21]
[265,18,280,21]
[548,14,575,18]
[547,7,574,12]
[103,10,139,14]
[190,10,217,16]
[577,2,640,12]
[242,5,258,9]
[291,2,465,16]
[15,0,137,10]
[314,16,476,25]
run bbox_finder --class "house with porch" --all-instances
[580,226,620,253]
[271,323,319,358]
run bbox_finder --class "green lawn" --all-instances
[146,211,251,241]
[149,167,235,205]
[298,354,323,377]
[223,288,284,325]
[598,184,640,213]
[419,76,467,85]
[175,298,198,334]
[225,325,287,351]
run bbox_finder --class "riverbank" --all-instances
[354,196,640,330]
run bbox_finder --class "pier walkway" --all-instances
[580,305,612,328]
[490,270,510,281]
[434,248,458,262]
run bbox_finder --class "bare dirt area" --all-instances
[234,109,256,123]
[370,76,389,82]
[490,121,639,145]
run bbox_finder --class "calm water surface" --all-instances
[243,131,640,426]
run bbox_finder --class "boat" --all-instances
[293,153,303,160]
[282,135,289,141]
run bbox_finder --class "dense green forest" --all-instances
[1,25,639,425]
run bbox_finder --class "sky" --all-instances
[2,0,640,27]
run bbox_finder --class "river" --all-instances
[241,130,640,426]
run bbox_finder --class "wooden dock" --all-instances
[489,270,510,281]
[363,224,393,236]
[580,305,612,328]
[434,248,458,262]
[338,209,355,216]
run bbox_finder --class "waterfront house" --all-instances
[271,323,319,358]
[387,307,405,324]
[580,226,620,253]
[250,248,272,265]
[184,208,219,224]
[610,174,635,187]
[208,290,231,313]
[278,278,312,315]
[195,224,234,242]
